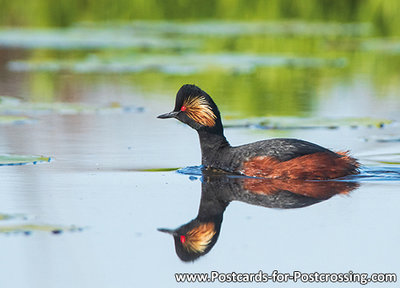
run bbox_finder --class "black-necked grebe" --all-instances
[158,84,359,180]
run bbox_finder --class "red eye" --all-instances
[180,106,187,112]
[180,235,186,243]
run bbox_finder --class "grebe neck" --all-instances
[197,129,230,166]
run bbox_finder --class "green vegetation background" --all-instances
[0,0,399,117]
[0,0,398,36]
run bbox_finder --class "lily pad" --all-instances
[0,224,84,235]
[0,213,27,221]
[223,116,392,130]
[0,96,143,115]
[0,211,83,236]
[0,95,21,105]
[361,39,400,54]
[0,21,371,52]
[124,20,372,37]
[8,53,347,75]
[0,155,51,166]
[137,167,179,172]
[0,27,197,50]
[0,115,32,124]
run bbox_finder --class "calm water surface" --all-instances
[0,19,399,288]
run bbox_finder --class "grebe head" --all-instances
[158,220,219,262]
[157,84,223,134]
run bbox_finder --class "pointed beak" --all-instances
[157,111,179,119]
[158,228,177,236]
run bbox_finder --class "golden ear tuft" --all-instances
[182,222,216,253]
[182,96,217,127]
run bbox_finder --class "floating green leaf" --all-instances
[0,224,84,235]
[123,21,372,37]
[0,213,27,221]
[8,53,347,75]
[0,155,51,166]
[0,96,143,115]
[361,39,400,54]
[0,21,371,52]
[223,116,393,130]
[0,115,32,124]
[0,211,83,236]
[0,26,197,50]
[137,167,180,172]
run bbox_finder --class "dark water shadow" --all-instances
[158,170,359,262]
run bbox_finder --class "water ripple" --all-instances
[177,165,400,182]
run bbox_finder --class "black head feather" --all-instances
[160,84,224,134]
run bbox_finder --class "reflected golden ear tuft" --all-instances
[182,96,216,127]
[182,222,216,253]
